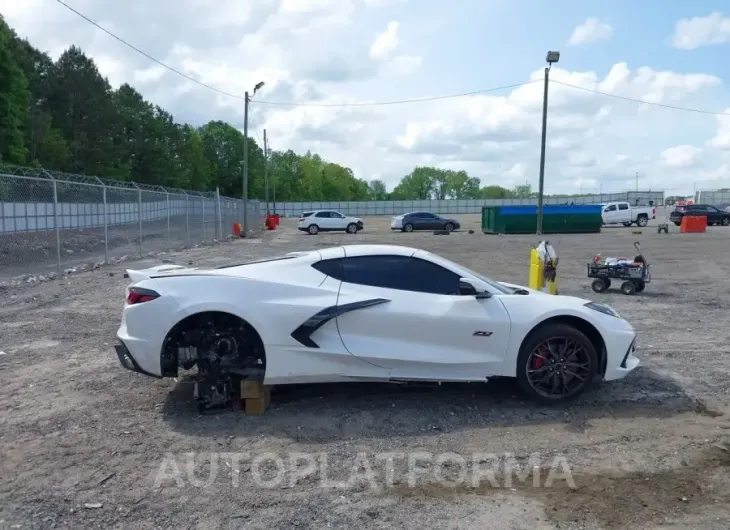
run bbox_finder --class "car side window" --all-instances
[315,211,330,218]
[312,259,345,280]
[340,255,461,295]
[706,206,719,212]
[605,205,616,211]
[331,212,345,218]
[618,203,629,210]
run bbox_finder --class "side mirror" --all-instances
[459,278,491,299]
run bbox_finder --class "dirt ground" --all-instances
[2,209,730,530]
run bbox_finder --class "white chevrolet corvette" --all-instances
[115,244,639,409]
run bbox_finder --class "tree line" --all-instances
[2,15,554,202]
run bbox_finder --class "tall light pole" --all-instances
[263,129,269,215]
[242,81,265,237]
[536,50,560,235]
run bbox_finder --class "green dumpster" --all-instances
[482,205,602,234]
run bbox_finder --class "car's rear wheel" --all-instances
[346,223,358,234]
[444,222,455,232]
[403,223,414,232]
[308,224,319,235]
[636,215,648,227]
[516,323,598,404]
[722,217,730,226]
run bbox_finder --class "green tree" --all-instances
[0,16,29,164]
[368,179,387,200]
[391,167,436,199]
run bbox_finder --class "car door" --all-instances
[314,211,333,230]
[602,204,617,223]
[704,206,721,224]
[333,252,512,381]
[328,211,347,230]
[422,213,442,229]
[687,205,704,221]
[406,212,424,230]
[617,202,631,223]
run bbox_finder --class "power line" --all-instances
[551,79,730,117]
[252,81,540,107]
[54,0,247,101]
[54,0,539,109]
[57,0,728,116]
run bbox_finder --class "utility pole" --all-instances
[635,171,638,192]
[263,129,269,215]
[537,51,560,235]
[241,81,265,237]
[242,91,250,237]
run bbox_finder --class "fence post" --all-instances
[184,192,190,247]
[137,186,143,257]
[201,195,205,242]
[103,185,108,263]
[166,191,171,251]
[216,187,223,240]
[52,178,61,275]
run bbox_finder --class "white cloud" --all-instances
[672,12,730,50]
[660,145,703,168]
[568,17,614,46]
[370,21,400,59]
[1,0,728,195]
[707,110,730,149]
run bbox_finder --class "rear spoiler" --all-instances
[125,264,190,283]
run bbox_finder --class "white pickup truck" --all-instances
[601,201,656,227]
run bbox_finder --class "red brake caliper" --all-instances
[531,345,549,369]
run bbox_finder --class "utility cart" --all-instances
[587,242,650,295]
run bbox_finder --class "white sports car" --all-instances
[115,244,639,409]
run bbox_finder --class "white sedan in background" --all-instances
[297,210,364,235]
[115,244,639,410]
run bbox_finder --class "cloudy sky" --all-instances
[3,0,730,195]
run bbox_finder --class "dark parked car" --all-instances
[390,211,461,232]
[669,204,730,226]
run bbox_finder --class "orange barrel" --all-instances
[233,222,241,236]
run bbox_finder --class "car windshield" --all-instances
[427,254,515,294]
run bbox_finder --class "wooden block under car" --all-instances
[240,380,271,415]
[241,379,265,398]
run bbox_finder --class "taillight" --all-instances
[126,287,160,305]
[298,217,305,222]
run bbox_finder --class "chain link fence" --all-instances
[0,166,262,279]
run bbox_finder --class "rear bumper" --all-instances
[115,341,161,379]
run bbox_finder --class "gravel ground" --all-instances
[2,209,730,529]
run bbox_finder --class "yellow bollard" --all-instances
[529,241,559,294]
